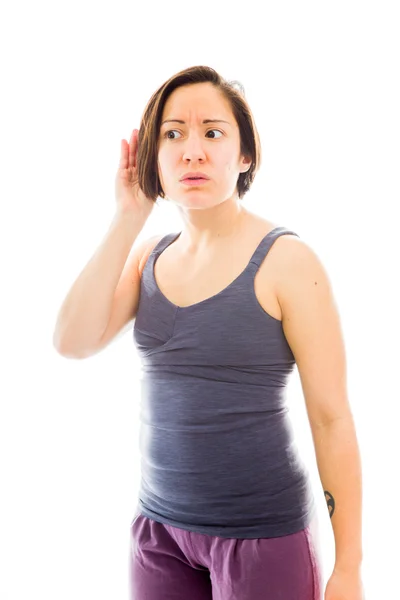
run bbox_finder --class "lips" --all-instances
[180,177,210,186]
[180,172,210,181]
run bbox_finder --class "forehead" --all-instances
[161,82,233,121]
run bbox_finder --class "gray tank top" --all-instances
[133,226,316,539]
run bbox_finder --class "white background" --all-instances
[1,1,399,598]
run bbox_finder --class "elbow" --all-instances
[53,337,89,360]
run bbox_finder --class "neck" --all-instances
[176,201,250,256]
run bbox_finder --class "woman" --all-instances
[54,65,363,600]
[130,65,326,600]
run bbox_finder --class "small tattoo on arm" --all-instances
[324,490,335,518]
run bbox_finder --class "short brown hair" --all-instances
[136,65,262,203]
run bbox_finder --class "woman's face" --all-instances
[157,82,251,209]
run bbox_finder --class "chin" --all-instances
[181,198,230,210]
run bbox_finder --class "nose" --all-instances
[181,134,207,163]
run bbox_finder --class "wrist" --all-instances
[334,559,363,574]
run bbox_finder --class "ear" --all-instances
[241,156,252,172]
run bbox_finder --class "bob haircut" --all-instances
[136,65,262,203]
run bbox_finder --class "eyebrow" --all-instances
[161,119,231,126]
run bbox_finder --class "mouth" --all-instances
[181,177,209,186]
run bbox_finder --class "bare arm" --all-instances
[53,210,148,357]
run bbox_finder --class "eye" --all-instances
[164,129,223,140]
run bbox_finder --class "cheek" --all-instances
[158,148,176,172]
[222,160,234,174]
[215,150,235,169]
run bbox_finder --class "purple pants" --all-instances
[129,513,323,600]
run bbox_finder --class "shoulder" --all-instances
[138,234,166,276]
[272,234,334,316]
[249,215,304,269]
[272,232,325,272]
[270,231,310,267]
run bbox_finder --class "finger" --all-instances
[129,129,137,169]
[119,139,128,169]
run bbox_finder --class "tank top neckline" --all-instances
[150,225,284,312]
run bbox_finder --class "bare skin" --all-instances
[138,208,296,321]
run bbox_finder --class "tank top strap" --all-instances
[146,227,299,273]
[249,226,300,269]
[150,232,181,258]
